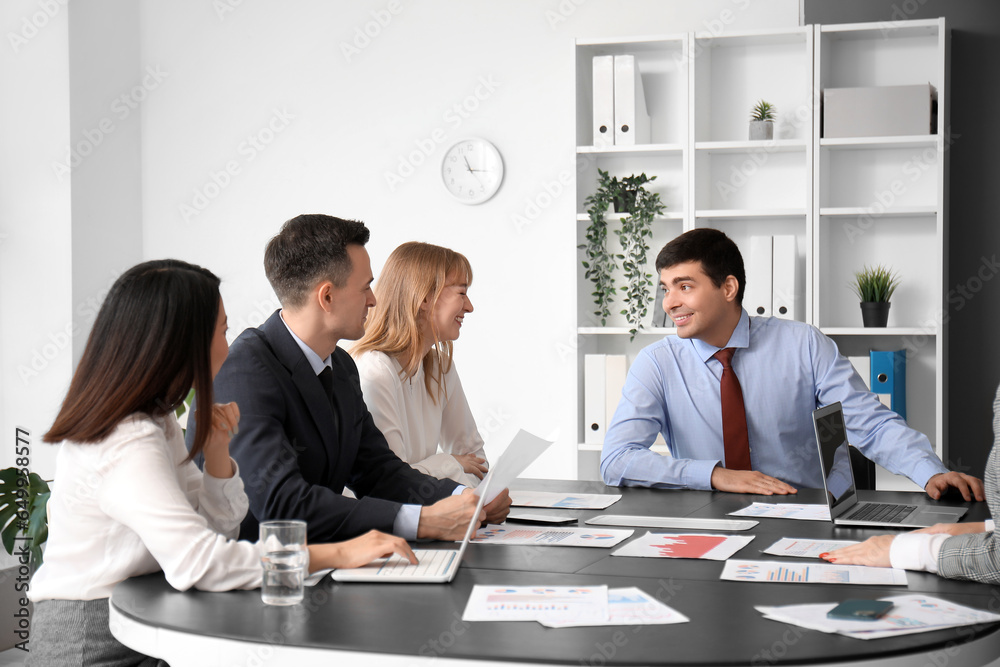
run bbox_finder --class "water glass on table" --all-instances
[259,520,308,606]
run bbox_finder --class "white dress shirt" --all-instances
[355,350,487,488]
[30,413,261,601]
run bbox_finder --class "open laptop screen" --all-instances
[813,403,857,515]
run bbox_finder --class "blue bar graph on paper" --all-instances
[870,350,906,420]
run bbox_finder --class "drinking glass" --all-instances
[259,520,308,606]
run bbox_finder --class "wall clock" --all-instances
[441,138,504,204]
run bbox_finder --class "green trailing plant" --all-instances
[850,264,900,303]
[580,169,621,326]
[580,169,665,338]
[0,467,51,567]
[750,99,776,122]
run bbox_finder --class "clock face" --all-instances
[441,138,503,205]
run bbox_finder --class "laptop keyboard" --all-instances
[374,548,455,577]
[845,502,917,523]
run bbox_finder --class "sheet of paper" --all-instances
[586,515,758,531]
[761,537,859,559]
[729,502,831,522]
[721,559,907,586]
[612,531,755,561]
[540,587,689,628]
[462,585,608,624]
[509,490,621,510]
[473,524,632,548]
[481,430,554,503]
[757,594,1000,640]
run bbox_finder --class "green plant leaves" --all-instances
[0,467,50,566]
[582,169,666,338]
[849,264,900,303]
[750,99,776,122]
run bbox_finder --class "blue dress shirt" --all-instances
[600,310,947,491]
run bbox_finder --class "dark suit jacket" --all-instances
[187,310,459,542]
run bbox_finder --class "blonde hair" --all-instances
[351,242,472,403]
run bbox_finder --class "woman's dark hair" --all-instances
[44,259,221,462]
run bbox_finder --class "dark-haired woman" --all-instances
[28,259,415,666]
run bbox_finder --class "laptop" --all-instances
[812,402,967,528]
[331,473,493,583]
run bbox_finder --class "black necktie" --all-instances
[318,366,340,434]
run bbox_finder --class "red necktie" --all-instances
[713,348,752,471]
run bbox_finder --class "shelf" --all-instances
[693,26,810,48]
[819,206,937,218]
[821,327,938,337]
[577,212,684,222]
[696,140,807,154]
[819,19,941,40]
[820,136,937,150]
[578,327,675,336]
[695,209,807,220]
[577,144,685,156]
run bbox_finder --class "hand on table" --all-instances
[820,534,895,568]
[710,466,797,495]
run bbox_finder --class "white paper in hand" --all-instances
[479,429,554,504]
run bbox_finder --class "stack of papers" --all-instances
[729,502,831,521]
[462,585,689,628]
[509,491,621,509]
[473,525,633,548]
[612,532,754,560]
[758,595,1000,639]
[721,560,908,585]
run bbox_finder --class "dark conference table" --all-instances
[110,479,1000,666]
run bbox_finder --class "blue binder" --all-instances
[870,350,906,420]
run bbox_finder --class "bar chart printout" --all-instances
[720,560,908,586]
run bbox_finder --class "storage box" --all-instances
[822,84,936,138]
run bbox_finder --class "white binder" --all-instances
[613,55,649,145]
[592,56,615,147]
[604,355,627,430]
[584,354,607,445]
[771,235,798,320]
[743,236,773,317]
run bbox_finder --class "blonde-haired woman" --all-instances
[352,242,487,487]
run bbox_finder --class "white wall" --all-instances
[0,0,73,478]
[3,0,800,480]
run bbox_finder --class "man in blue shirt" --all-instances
[601,228,984,500]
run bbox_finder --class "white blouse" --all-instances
[356,351,486,487]
[30,413,262,601]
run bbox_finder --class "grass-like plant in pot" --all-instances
[749,99,776,140]
[850,264,900,327]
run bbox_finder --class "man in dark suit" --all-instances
[189,214,509,542]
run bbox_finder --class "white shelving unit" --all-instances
[574,19,948,485]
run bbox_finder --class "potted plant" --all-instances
[749,99,776,140]
[850,264,900,327]
[0,467,50,569]
[580,169,665,339]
